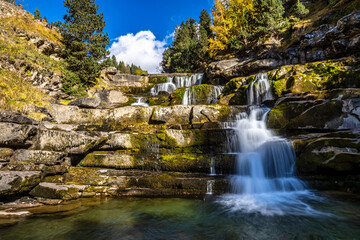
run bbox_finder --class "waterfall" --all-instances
[150,77,177,96]
[218,73,318,216]
[131,97,149,107]
[230,107,306,194]
[150,74,203,96]
[247,73,273,105]
[182,85,224,105]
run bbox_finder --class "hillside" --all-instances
[0,1,65,118]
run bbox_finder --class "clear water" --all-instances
[1,196,359,240]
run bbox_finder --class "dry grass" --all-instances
[0,69,49,113]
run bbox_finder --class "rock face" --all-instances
[0,103,243,200]
[206,11,360,82]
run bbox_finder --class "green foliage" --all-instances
[254,0,288,35]
[34,8,42,20]
[161,12,210,73]
[61,70,88,97]
[101,55,147,75]
[292,0,309,18]
[59,0,110,95]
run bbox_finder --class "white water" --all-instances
[219,73,322,216]
[247,73,273,105]
[150,74,203,96]
[131,97,149,107]
[206,180,215,195]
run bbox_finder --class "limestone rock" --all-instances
[35,129,106,154]
[192,105,245,124]
[151,106,192,125]
[267,99,360,130]
[68,98,102,109]
[79,153,135,169]
[0,123,36,147]
[30,182,86,200]
[0,171,41,196]
[107,90,129,105]
[11,150,66,165]
[0,111,38,125]
[0,148,14,162]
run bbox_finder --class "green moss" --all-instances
[149,76,168,84]
[170,87,186,105]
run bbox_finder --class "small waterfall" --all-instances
[150,74,203,96]
[211,86,224,103]
[150,77,176,96]
[206,180,215,195]
[131,97,149,107]
[210,157,216,176]
[247,73,273,105]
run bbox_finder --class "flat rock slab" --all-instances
[30,182,86,200]
[11,150,66,165]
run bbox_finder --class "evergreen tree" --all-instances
[34,8,42,20]
[59,0,109,95]
[43,16,48,22]
[254,0,287,36]
[199,9,212,38]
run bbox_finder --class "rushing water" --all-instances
[219,73,321,216]
[1,196,360,240]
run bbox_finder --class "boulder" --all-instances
[191,105,245,124]
[151,106,192,125]
[294,131,360,177]
[0,111,38,125]
[267,99,360,130]
[0,171,41,197]
[107,90,129,105]
[68,98,101,109]
[0,123,36,147]
[29,182,86,200]
[7,150,70,175]
[34,129,106,154]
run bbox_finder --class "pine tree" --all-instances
[254,0,287,36]
[199,9,212,38]
[34,8,42,20]
[43,16,48,23]
[59,0,109,95]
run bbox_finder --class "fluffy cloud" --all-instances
[109,31,167,73]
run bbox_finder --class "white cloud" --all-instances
[109,31,168,73]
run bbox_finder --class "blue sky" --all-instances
[21,0,213,72]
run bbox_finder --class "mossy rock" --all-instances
[169,87,186,105]
[296,137,360,176]
[268,100,343,129]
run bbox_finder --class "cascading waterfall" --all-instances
[150,74,203,96]
[219,73,322,216]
